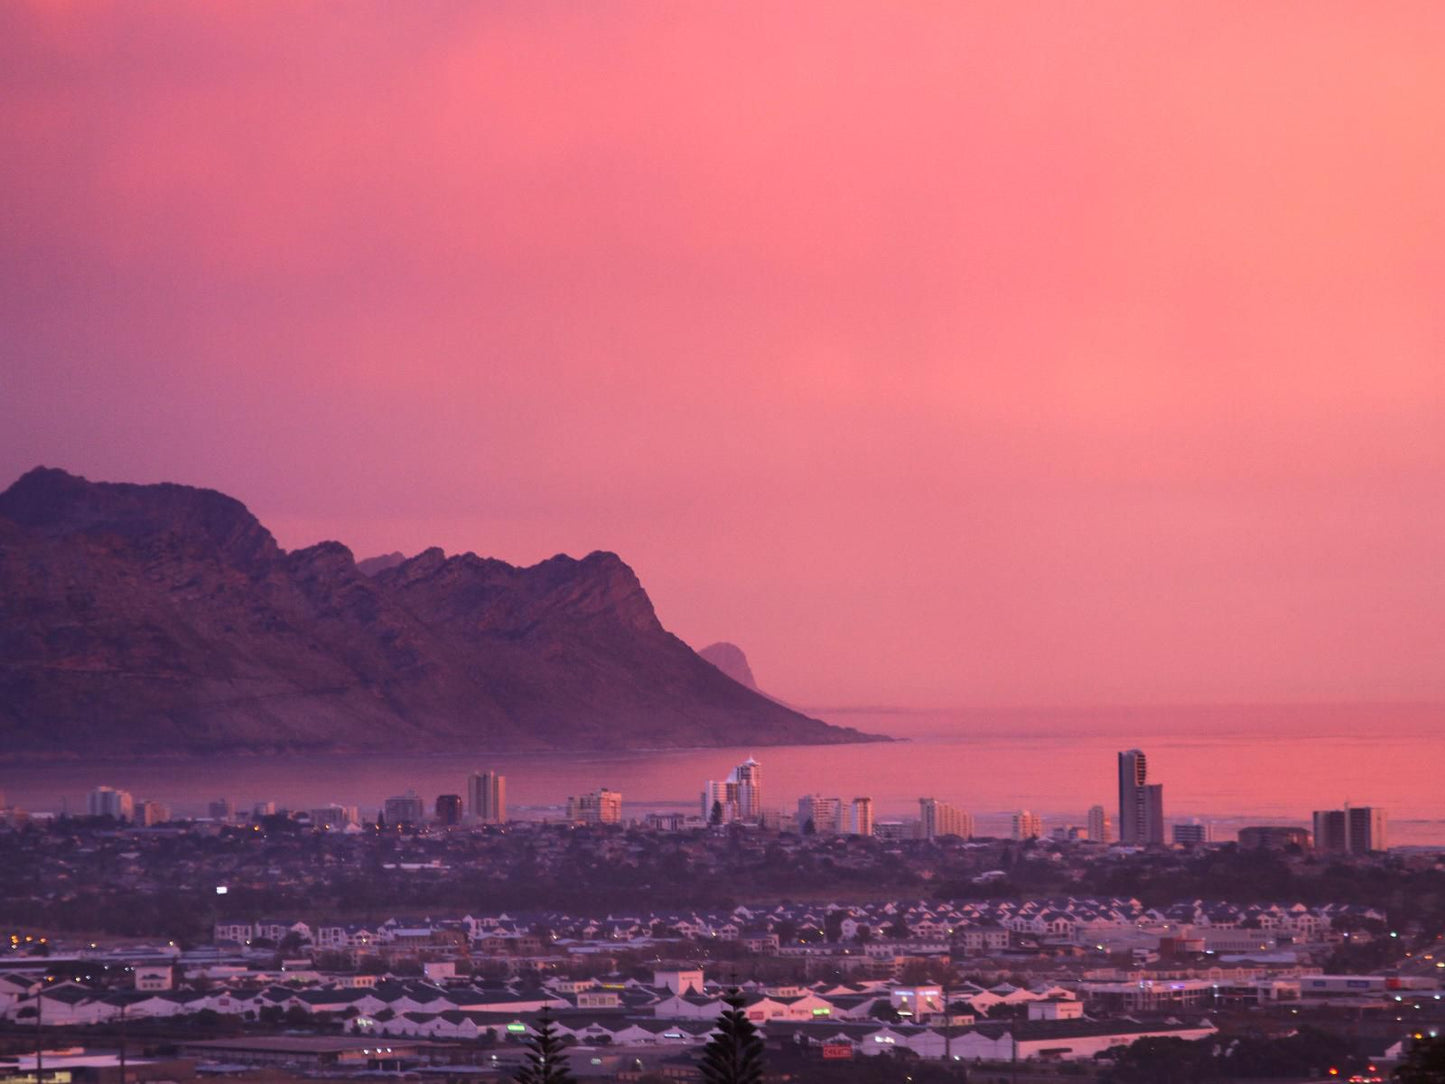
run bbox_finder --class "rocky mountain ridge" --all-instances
[0,468,884,758]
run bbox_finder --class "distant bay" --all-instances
[5,703,1442,845]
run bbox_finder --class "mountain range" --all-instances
[0,468,884,759]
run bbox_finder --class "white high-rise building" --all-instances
[701,756,763,823]
[701,780,737,823]
[797,794,845,834]
[87,786,134,821]
[1012,809,1043,840]
[850,797,874,836]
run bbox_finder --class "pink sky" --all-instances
[4,4,1445,708]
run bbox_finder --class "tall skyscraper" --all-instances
[567,788,623,824]
[850,797,874,836]
[468,771,506,824]
[918,798,973,840]
[1087,804,1113,843]
[1012,810,1043,840]
[1118,749,1164,845]
[733,757,762,819]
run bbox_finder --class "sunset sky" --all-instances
[4,4,1444,708]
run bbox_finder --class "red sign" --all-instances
[822,1044,854,1060]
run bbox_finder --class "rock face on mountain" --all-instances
[355,551,408,576]
[0,468,884,758]
[697,642,760,691]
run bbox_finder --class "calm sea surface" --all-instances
[4,704,1443,844]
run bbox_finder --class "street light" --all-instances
[31,973,54,1084]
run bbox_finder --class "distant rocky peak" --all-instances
[380,546,450,582]
[698,641,760,691]
[355,551,408,576]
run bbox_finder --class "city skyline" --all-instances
[59,769,1397,856]
[25,738,1402,848]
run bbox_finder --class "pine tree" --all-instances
[699,989,764,1084]
[513,1007,574,1084]
[1397,1035,1445,1084]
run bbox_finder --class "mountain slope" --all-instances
[0,468,884,758]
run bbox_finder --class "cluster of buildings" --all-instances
[5,889,1438,1066]
[693,752,1389,854]
[0,964,1223,1065]
[384,771,509,828]
[62,750,1389,853]
[385,776,623,828]
[194,895,1388,970]
[84,786,170,827]
[566,788,623,825]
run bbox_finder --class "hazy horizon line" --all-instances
[807,699,1445,715]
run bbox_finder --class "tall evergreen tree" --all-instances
[513,1007,573,1084]
[1397,1035,1445,1084]
[699,989,764,1084]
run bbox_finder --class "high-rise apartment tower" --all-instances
[701,756,763,823]
[850,797,875,836]
[1087,804,1113,843]
[468,771,506,824]
[1117,749,1164,845]
[1313,805,1387,853]
[1012,809,1043,840]
[568,788,623,825]
[918,797,974,840]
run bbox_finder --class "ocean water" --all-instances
[4,703,1442,844]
